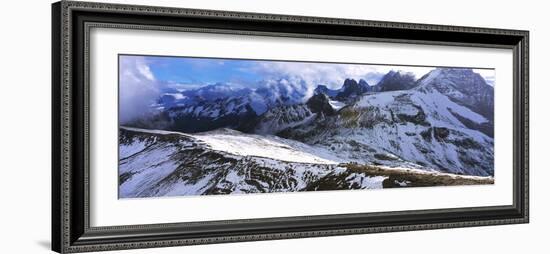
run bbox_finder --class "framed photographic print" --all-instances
[52,1,529,253]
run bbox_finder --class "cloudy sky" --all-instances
[120,55,495,89]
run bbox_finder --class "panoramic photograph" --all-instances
[118,55,495,199]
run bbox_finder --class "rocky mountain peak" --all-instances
[306,93,336,115]
[376,70,417,92]
[313,84,338,97]
[358,79,369,87]
[418,68,488,89]
[336,78,370,100]
[418,68,494,121]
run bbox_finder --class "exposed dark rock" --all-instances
[448,108,494,138]
[396,105,430,126]
[376,70,417,91]
[433,127,450,141]
[313,85,339,97]
[374,153,399,161]
[335,78,371,100]
[451,138,483,150]
[306,93,336,115]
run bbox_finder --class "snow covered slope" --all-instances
[274,68,495,176]
[416,68,494,122]
[191,128,340,164]
[119,127,378,198]
[119,127,492,198]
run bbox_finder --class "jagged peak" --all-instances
[315,84,329,90]
[358,79,369,86]
[438,67,475,75]
[376,70,417,92]
[381,69,416,80]
[417,68,489,88]
[306,93,336,115]
[313,84,340,97]
[342,78,358,88]
[313,84,330,93]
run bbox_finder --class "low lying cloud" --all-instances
[119,56,160,124]
[245,61,434,100]
[249,61,434,87]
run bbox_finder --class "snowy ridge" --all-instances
[118,127,390,198]
[121,126,339,164]
[119,126,493,198]
[194,129,340,164]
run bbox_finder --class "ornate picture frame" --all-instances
[52,1,529,253]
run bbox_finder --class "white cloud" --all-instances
[119,56,160,124]
[240,61,436,101]
[236,62,432,103]
[136,62,155,81]
[249,61,434,89]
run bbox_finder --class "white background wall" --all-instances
[0,0,547,253]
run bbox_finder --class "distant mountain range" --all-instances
[133,72,378,130]
[314,70,417,97]
[131,69,492,134]
[120,68,495,197]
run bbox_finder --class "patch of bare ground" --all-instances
[343,163,494,188]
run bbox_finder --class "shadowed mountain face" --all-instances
[313,85,337,97]
[313,78,372,100]
[120,67,495,197]
[376,70,417,92]
[335,78,371,100]
[306,93,336,116]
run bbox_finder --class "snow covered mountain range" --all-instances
[120,68,495,198]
